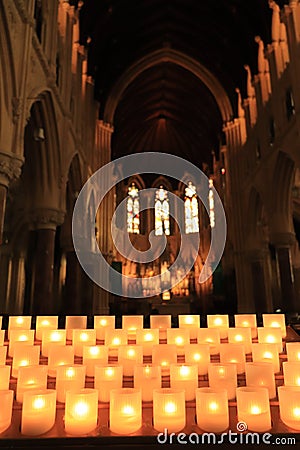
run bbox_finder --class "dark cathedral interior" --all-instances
[1,0,300,448]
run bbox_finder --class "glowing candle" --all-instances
[0,330,4,346]
[208,363,237,400]
[109,388,142,434]
[153,388,186,433]
[258,327,283,353]
[134,364,161,402]
[0,390,13,433]
[21,389,56,436]
[65,389,98,436]
[9,329,35,357]
[65,316,87,340]
[245,362,276,399]
[236,387,271,432]
[47,345,74,377]
[262,313,286,338]
[35,316,58,341]
[56,365,86,403]
[234,314,257,339]
[167,329,190,355]
[150,315,171,339]
[136,329,159,356]
[122,315,144,339]
[72,329,96,357]
[83,345,108,377]
[170,364,198,401]
[94,315,115,340]
[0,316,2,329]
[283,361,300,387]
[252,343,280,373]
[118,345,143,376]
[0,346,7,366]
[278,386,300,430]
[196,387,229,432]
[94,364,123,403]
[178,315,200,339]
[17,365,48,403]
[184,344,210,376]
[41,329,66,357]
[197,328,220,355]
[207,315,229,339]
[228,327,252,354]
[286,343,300,362]
[8,316,31,338]
[0,365,11,390]
[105,329,128,356]
[152,344,177,375]
[12,345,40,378]
[219,343,246,374]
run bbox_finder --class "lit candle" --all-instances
[0,390,13,433]
[178,315,200,340]
[278,385,300,430]
[153,388,186,433]
[228,328,252,354]
[167,329,190,355]
[94,364,123,403]
[56,364,86,403]
[109,388,142,434]
[72,329,96,357]
[118,345,143,376]
[208,363,237,400]
[0,346,7,365]
[252,343,280,373]
[83,345,108,377]
[65,316,87,340]
[234,314,257,339]
[152,344,177,375]
[94,315,115,341]
[286,343,300,362]
[21,389,56,436]
[47,345,74,377]
[236,386,271,432]
[134,364,161,402]
[197,328,220,355]
[12,345,40,378]
[196,387,229,432]
[65,388,98,436]
[105,329,128,356]
[122,315,144,339]
[9,329,35,357]
[219,343,246,374]
[0,365,11,390]
[283,361,300,387]
[150,315,171,339]
[41,329,66,357]
[184,344,210,376]
[35,316,58,341]
[0,330,4,346]
[8,316,31,338]
[262,313,286,338]
[245,362,276,399]
[207,315,229,339]
[258,327,283,353]
[136,329,159,356]
[17,365,48,403]
[170,364,198,401]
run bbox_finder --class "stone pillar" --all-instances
[9,253,25,314]
[65,250,83,314]
[248,249,272,312]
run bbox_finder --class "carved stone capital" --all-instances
[29,208,65,230]
[0,152,23,188]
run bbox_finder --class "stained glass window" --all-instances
[155,186,170,236]
[127,183,140,234]
[185,182,199,234]
[209,179,215,228]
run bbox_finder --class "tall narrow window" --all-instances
[127,183,140,234]
[209,179,215,228]
[155,186,170,236]
[185,182,199,234]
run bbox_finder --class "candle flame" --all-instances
[206,338,213,344]
[175,336,184,345]
[51,331,61,341]
[164,402,176,414]
[179,365,190,377]
[193,353,201,361]
[127,349,135,357]
[270,322,280,328]
[33,397,45,409]
[296,377,300,386]
[122,405,134,415]
[89,347,99,356]
[209,402,219,411]
[112,337,120,345]
[105,367,114,377]
[41,320,50,326]
[266,335,276,343]
[19,335,28,342]
[144,333,153,342]
[74,401,89,417]
[242,321,249,327]
[214,318,223,326]
[185,317,194,325]
[80,332,88,341]
[144,366,151,374]
[250,405,261,415]
[218,367,225,375]
[161,361,168,367]
[293,407,300,417]
[16,317,24,324]
[19,359,29,367]
[297,352,300,360]
[235,335,243,342]
[100,319,107,326]
[66,368,75,378]
[263,351,273,360]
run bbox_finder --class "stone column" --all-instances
[247,249,272,312]
[64,249,83,314]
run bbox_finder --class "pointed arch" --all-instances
[272,151,295,231]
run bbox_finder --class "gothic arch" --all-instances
[152,175,173,191]
[127,174,145,191]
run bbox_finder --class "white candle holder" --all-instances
[257,327,283,353]
[196,387,229,432]
[94,364,123,403]
[72,329,96,357]
[109,388,142,434]
[65,316,87,340]
[94,316,115,340]
[47,345,74,377]
[184,344,210,376]
[245,362,276,399]
[170,364,198,401]
[262,313,286,338]
[152,344,177,375]
[118,345,143,376]
[286,343,300,362]
[278,385,300,430]
[17,365,48,403]
[0,365,10,390]
[8,316,31,339]
[234,314,257,339]
[236,386,271,432]
[134,364,161,401]
[219,343,246,374]
[208,363,237,400]
[0,330,4,346]
[83,345,108,377]
[41,329,66,357]
[251,343,280,373]
[35,316,58,341]
[178,315,200,340]
[167,328,190,355]
[228,327,252,354]
[207,315,229,339]
[150,315,171,339]
[122,315,143,339]
[0,390,14,434]
[136,329,159,356]
[12,345,40,378]
[0,346,7,366]
[153,388,186,433]
[105,329,128,355]
[21,389,56,436]
[65,388,98,436]
[56,364,86,403]
[197,328,220,355]
[283,361,300,387]
[9,329,35,358]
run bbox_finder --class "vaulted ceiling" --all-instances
[79,0,288,167]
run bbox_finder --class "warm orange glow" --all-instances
[293,407,300,418]
[184,317,194,325]
[214,318,223,326]
[193,353,201,361]
[127,349,136,357]
[144,366,150,374]
[112,337,120,345]
[66,368,75,378]
[89,347,100,356]
[19,335,29,342]
[33,397,46,410]
[51,331,61,341]
[242,321,249,327]
[175,336,184,345]
[80,332,88,342]
[270,321,280,328]
[179,365,190,377]
[19,359,29,367]
[235,335,243,342]
[122,405,134,415]
[263,351,273,359]
[209,402,219,412]
[144,333,153,342]
[266,335,276,343]
[41,320,50,326]
[16,317,24,325]
[73,401,89,418]
[100,319,107,326]
[105,368,114,377]
[250,405,261,415]
[164,402,176,414]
